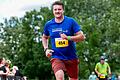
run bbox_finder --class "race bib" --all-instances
[100,74,105,78]
[55,38,68,47]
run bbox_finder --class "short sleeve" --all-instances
[95,63,98,71]
[43,23,49,36]
[72,19,81,33]
[106,63,110,68]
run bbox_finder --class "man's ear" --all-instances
[63,10,64,13]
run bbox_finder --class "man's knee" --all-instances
[55,70,64,80]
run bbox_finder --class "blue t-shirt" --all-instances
[43,16,81,60]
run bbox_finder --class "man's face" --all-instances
[100,59,105,64]
[53,5,64,18]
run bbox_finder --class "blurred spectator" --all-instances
[0,58,6,73]
[23,76,28,80]
[111,73,117,80]
[0,58,7,80]
[12,66,23,80]
[5,62,10,74]
[118,75,120,80]
[89,71,97,80]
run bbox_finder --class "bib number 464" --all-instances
[55,38,68,47]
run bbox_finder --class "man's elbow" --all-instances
[42,34,49,40]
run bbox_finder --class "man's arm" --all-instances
[60,31,86,42]
[95,69,100,76]
[42,34,54,58]
[107,63,111,75]
[42,34,49,50]
[95,64,100,76]
[70,31,86,42]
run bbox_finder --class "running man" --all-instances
[95,56,111,80]
[42,1,85,80]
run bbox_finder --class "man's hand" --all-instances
[60,33,68,40]
[98,73,101,77]
[108,72,112,76]
[45,49,54,58]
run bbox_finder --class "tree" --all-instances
[0,0,120,79]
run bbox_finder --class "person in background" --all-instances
[95,56,111,80]
[89,71,97,80]
[4,62,11,74]
[12,66,23,80]
[118,75,120,80]
[0,58,8,80]
[0,58,6,74]
[5,61,14,80]
[42,1,85,80]
[111,73,117,80]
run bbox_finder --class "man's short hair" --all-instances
[100,56,105,60]
[52,1,64,10]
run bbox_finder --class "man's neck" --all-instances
[55,16,64,23]
[100,62,104,65]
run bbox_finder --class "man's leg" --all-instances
[51,58,66,80]
[55,69,64,80]
[65,59,79,80]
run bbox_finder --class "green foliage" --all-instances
[62,0,120,79]
[0,0,120,79]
